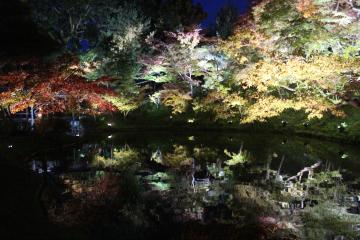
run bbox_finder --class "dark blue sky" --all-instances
[193,0,252,27]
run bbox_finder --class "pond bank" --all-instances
[88,123,360,146]
[1,105,360,146]
[91,105,360,145]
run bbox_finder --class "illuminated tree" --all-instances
[21,0,360,126]
[213,0,360,123]
[195,46,231,91]
[159,89,192,115]
[237,56,360,101]
[143,29,230,98]
[161,29,202,96]
[0,56,135,121]
[250,0,360,58]
[93,3,150,89]
[218,18,266,65]
[30,0,150,95]
[193,91,247,120]
[103,96,138,118]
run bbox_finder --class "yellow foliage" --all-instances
[193,91,248,120]
[241,95,344,123]
[162,145,193,168]
[218,24,268,64]
[295,96,345,119]
[236,56,360,96]
[93,146,139,169]
[211,0,358,124]
[104,95,138,117]
[241,96,298,123]
[296,0,317,18]
[160,90,192,114]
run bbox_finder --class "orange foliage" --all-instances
[0,55,118,115]
[296,0,318,18]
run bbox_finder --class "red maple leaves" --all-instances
[0,55,117,116]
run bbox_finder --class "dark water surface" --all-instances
[2,131,360,239]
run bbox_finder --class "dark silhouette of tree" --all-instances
[159,0,207,30]
[216,4,238,39]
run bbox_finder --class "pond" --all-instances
[2,131,360,239]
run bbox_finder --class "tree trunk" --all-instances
[30,106,35,130]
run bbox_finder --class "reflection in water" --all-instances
[92,145,140,170]
[25,133,360,239]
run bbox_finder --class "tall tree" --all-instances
[29,0,149,52]
[216,4,239,39]
[159,0,207,30]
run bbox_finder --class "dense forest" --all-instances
[1,0,360,139]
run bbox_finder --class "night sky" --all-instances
[193,0,253,27]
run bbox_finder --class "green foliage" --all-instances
[224,147,251,166]
[144,172,172,191]
[149,92,162,108]
[89,4,149,93]
[78,50,103,80]
[195,46,231,91]
[142,38,230,94]
[255,0,300,35]
[301,202,360,240]
[31,0,150,95]
[162,29,202,95]
[309,170,342,185]
[142,65,175,83]
[100,4,149,52]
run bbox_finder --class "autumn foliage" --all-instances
[2,0,360,126]
[296,0,317,18]
[209,0,360,123]
[0,55,129,117]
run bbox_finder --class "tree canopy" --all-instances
[2,0,360,126]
